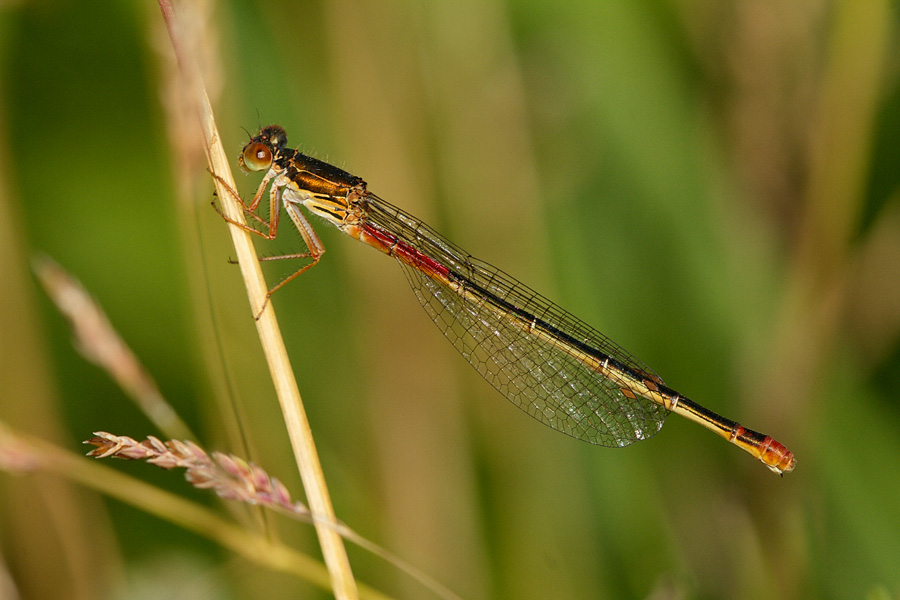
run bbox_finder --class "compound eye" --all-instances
[240,142,273,172]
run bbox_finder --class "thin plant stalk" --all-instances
[156,2,357,598]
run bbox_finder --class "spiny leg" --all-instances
[209,170,280,239]
[251,202,327,318]
[208,171,327,318]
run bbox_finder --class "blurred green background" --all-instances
[2,1,900,599]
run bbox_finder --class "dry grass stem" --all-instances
[157,1,356,597]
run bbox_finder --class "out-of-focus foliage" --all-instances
[1,1,899,599]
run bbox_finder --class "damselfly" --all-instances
[214,125,796,475]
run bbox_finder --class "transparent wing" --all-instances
[365,196,667,447]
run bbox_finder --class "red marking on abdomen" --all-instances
[360,222,450,280]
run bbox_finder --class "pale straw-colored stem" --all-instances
[156,2,357,598]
